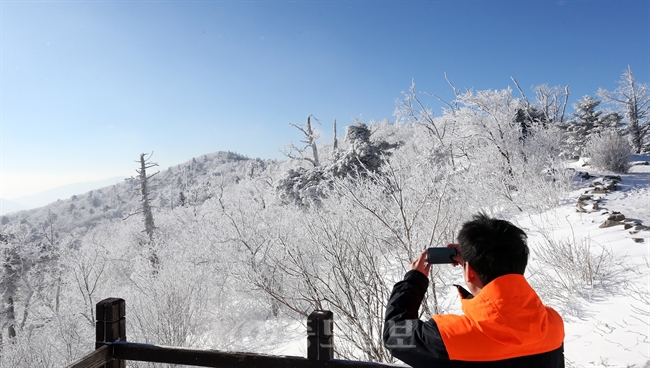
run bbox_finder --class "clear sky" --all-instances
[1,0,649,200]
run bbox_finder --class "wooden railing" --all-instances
[67,298,401,368]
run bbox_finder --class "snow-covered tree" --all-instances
[394,79,460,168]
[329,121,399,179]
[511,79,570,125]
[560,95,623,158]
[276,120,398,206]
[532,83,570,124]
[599,66,650,153]
[0,221,63,359]
[515,105,547,139]
[455,88,524,179]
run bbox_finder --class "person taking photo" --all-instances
[383,213,565,367]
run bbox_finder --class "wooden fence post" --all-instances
[307,310,333,362]
[96,298,126,368]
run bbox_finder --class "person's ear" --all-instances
[465,262,476,281]
[465,263,484,287]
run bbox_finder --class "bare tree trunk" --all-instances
[333,118,338,151]
[139,154,155,242]
[2,246,19,340]
[137,153,159,270]
[6,296,16,339]
[306,116,320,166]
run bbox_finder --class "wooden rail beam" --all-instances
[112,342,400,368]
[66,345,112,368]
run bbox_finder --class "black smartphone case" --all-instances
[427,247,457,264]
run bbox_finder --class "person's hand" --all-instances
[409,249,432,276]
[447,243,464,267]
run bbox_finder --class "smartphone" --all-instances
[427,247,457,264]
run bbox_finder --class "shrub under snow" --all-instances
[584,131,632,173]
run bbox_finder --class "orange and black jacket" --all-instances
[383,270,565,367]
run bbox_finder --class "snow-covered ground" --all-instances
[563,157,648,367]
[266,155,650,367]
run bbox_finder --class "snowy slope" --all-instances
[523,156,649,368]
[267,156,650,367]
[544,157,650,367]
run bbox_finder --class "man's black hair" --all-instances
[457,213,529,284]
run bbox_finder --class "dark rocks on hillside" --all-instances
[600,220,624,228]
[608,214,626,222]
[603,175,622,182]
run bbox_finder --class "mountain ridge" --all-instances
[0,150,277,236]
[1,176,127,215]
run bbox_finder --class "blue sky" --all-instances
[2,0,649,199]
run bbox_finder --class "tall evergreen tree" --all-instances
[560,95,622,158]
[515,106,547,140]
[329,122,399,178]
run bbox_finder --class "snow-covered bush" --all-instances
[0,331,61,368]
[275,166,329,206]
[583,131,632,173]
[529,235,628,317]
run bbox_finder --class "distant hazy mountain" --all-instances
[8,176,127,212]
[0,198,27,216]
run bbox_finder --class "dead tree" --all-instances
[333,118,338,152]
[128,152,160,270]
[282,115,321,167]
